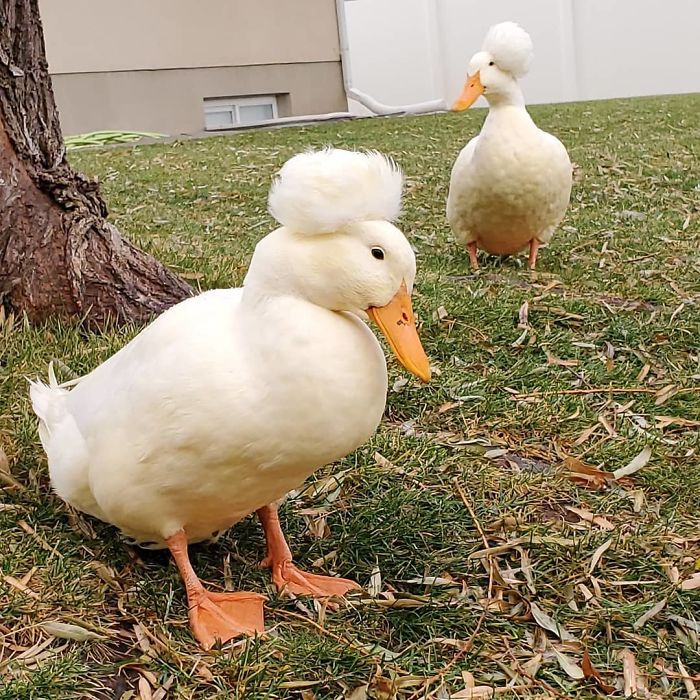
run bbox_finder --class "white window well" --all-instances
[204,96,278,130]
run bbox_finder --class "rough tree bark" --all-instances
[0,0,191,329]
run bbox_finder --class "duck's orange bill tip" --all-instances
[451,71,484,111]
[367,282,432,383]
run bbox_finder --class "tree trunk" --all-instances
[0,0,191,330]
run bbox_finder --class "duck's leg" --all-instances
[166,530,265,649]
[468,241,479,270]
[257,503,359,597]
[528,239,541,269]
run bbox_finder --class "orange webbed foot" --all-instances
[166,529,266,650]
[257,503,360,600]
[263,557,359,598]
[188,590,266,650]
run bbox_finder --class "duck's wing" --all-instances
[30,288,245,519]
[447,135,480,242]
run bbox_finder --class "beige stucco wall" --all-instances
[40,0,340,73]
[52,62,347,135]
[38,0,346,135]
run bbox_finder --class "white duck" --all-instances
[446,22,572,269]
[30,148,430,650]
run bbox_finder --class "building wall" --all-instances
[52,63,346,135]
[40,0,347,134]
[343,0,700,109]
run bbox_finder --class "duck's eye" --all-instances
[488,61,495,66]
[371,247,385,260]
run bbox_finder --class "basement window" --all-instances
[204,96,278,130]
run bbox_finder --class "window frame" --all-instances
[203,95,279,131]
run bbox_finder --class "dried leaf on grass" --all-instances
[563,456,614,490]
[562,447,651,491]
[152,676,174,700]
[546,350,579,367]
[300,509,331,539]
[530,602,576,641]
[618,648,646,697]
[655,415,700,429]
[654,384,678,406]
[138,676,153,700]
[469,535,575,559]
[517,547,537,594]
[450,687,494,699]
[345,685,369,700]
[374,451,400,472]
[552,647,584,679]
[278,680,321,689]
[565,506,615,530]
[438,400,462,414]
[40,621,106,641]
[518,300,529,327]
[597,414,617,437]
[368,566,382,597]
[484,448,509,459]
[521,652,543,678]
[677,658,698,700]
[588,538,613,575]
[295,469,349,503]
[633,598,667,630]
[403,575,459,587]
[680,573,700,591]
[430,637,474,651]
[357,596,429,609]
[668,615,700,634]
[582,649,615,694]
[573,423,600,446]
[612,446,652,480]
[3,574,40,600]
[451,674,497,699]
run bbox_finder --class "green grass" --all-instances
[1,94,699,699]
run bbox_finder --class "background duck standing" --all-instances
[447,22,573,270]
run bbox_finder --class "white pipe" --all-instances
[335,0,446,116]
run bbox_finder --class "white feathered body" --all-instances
[31,288,386,546]
[29,148,408,549]
[447,106,572,255]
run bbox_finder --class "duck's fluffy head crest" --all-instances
[268,148,403,235]
[482,21,533,78]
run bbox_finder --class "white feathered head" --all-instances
[248,148,430,382]
[452,21,534,111]
[481,22,533,78]
[268,148,403,235]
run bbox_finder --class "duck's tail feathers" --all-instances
[268,147,403,235]
[28,362,75,450]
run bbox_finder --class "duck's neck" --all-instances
[485,82,526,110]
[241,228,302,305]
[482,83,536,134]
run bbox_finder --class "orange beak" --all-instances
[451,71,484,111]
[367,282,431,383]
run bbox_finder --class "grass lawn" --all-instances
[1,93,699,699]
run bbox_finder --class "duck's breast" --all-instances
[66,291,387,544]
[448,111,572,253]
